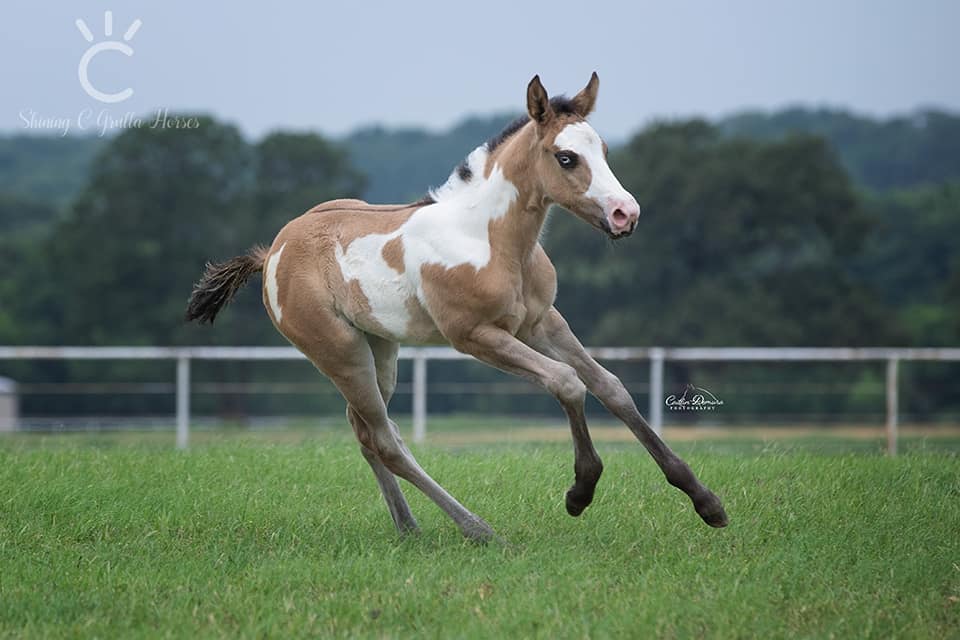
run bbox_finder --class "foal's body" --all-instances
[187,74,727,540]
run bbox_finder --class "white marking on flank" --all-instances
[265,243,286,323]
[554,121,631,203]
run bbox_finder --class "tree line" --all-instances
[0,107,957,422]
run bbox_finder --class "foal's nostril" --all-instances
[611,208,629,227]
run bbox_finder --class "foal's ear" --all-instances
[526,75,554,126]
[571,72,599,117]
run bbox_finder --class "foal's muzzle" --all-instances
[602,197,640,237]
[599,216,638,239]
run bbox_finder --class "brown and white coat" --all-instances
[187,74,727,541]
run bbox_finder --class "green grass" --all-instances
[1,437,958,638]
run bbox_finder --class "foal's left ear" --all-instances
[571,72,600,118]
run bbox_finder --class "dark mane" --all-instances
[415,95,581,204]
[485,116,527,153]
[485,95,578,153]
[410,194,436,206]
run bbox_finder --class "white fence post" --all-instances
[649,348,664,436]
[886,358,899,456]
[0,377,17,432]
[176,354,190,450]
[412,351,427,443]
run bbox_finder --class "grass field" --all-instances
[1,434,958,638]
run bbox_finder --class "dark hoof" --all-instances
[461,517,500,544]
[565,487,593,517]
[693,491,729,528]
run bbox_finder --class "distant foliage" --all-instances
[0,135,104,207]
[719,108,960,190]
[545,120,894,347]
[0,107,957,420]
[1,116,364,348]
[344,114,514,203]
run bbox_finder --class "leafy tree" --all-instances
[42,116,255,346]
[254,131,366,236]
[545,120,895,347]
[0,135,103,207]
[31,116,365,348]
[855,182,960,346]
[344,114,511,203]
[720,108,960,191]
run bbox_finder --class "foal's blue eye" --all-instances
[555,151,578,169]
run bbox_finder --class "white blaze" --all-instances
[553,121,631,203]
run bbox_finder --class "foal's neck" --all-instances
[482,125,549,263]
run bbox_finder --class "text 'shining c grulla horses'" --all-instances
[186,73,728,541]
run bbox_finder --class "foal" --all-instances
[186,74,728,541]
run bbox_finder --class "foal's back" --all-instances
[261,199,443,346]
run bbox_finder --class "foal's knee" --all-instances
[594,370,635,413]
[347,407,375,450]
[368,432,408,471]
[549,364,586,407]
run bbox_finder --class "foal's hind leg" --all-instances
[346,335,419,534]
[293,316,495,541]
[351,399,496,542]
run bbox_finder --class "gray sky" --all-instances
[3,1,958,140]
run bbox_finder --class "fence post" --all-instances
[0,377,17,432]
[176,354,190,450]
[412,351,427,443]
[649,348,664,436]
[885,357,899,456]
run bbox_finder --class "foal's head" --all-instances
[525,73,640,238]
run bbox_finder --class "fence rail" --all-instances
[2,346,959,454]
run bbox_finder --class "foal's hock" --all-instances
[186,73,728,541]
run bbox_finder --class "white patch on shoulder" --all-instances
[265,243,286,323]
[405,162,517,271]
[553,121,630,202]
[334,161,518,340]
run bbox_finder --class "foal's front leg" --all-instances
[527,308,728,528]
[450,325,602,516]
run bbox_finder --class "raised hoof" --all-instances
[693,491,729,528]
[565,487,593,517]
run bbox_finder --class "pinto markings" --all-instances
[265,242,286,323]
[333,157,518,340]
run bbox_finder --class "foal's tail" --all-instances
[184,245,269,324]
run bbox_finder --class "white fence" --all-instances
[1,346,959,454]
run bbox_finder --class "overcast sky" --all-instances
[3,1,957,140]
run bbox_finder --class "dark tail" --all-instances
[185,245,269,324]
